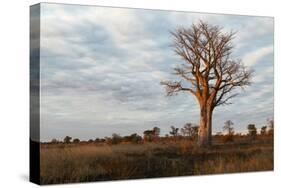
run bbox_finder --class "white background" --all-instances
[0,0,279,187]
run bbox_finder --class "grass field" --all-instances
[40,136,273,184]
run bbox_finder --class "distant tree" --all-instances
[223,120,234,135]
[191,125,199,140]
[73,138,80,143]
[267,118,274,136]
[260,126,267,136]
[223,120,235,142]
[143,130,154,142]
[143,127,160,142]
[63,136,72,144]
[88,139,94,143]
[181,123,193,137]
[112,133,122,145]
[247,124,257,139]
[129,133,142,144]
[153,127,161,137]
[51,138,59,144]
[170,126,179,137]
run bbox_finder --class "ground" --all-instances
[40,135,273,185]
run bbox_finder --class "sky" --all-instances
[38,3,274,141]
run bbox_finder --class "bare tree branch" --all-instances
[160,80,197,97]
[163,21,253,109]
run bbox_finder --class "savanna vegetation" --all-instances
[40,119,274,184]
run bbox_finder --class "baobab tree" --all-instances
[161,21,253,147]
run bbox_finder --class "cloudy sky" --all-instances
[39,3,274,141]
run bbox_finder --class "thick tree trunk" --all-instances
[198,104,213,147]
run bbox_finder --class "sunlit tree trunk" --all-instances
[198,100,213,147]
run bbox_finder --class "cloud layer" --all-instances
[39,3,274,141]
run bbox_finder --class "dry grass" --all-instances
[193,145,273,174]
[40,138,273,185]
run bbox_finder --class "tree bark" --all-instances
[198,103,213,147]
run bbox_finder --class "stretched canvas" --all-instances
[30,3,274,185]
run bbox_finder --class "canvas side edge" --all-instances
[30,3,41,185]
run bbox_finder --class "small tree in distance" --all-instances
[181,123,193,137]
[64,136,72,144]
[181,124,199,140]
[190,125,199,140]
[170,126,179,137]
[260,126,267,136]
[143,127,160,142]
[153,127,161,137]
[73,138,80,143]
[51,138,59,144]
[247,124,257,139]
[223,120,235,142]
[112,133,122,145]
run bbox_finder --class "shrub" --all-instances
[247,124,257,139]
[112,133,122,145]
[260,126,267,136]
[73,138,80,143]
[51,138,59,144]
[63,136,72,144]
